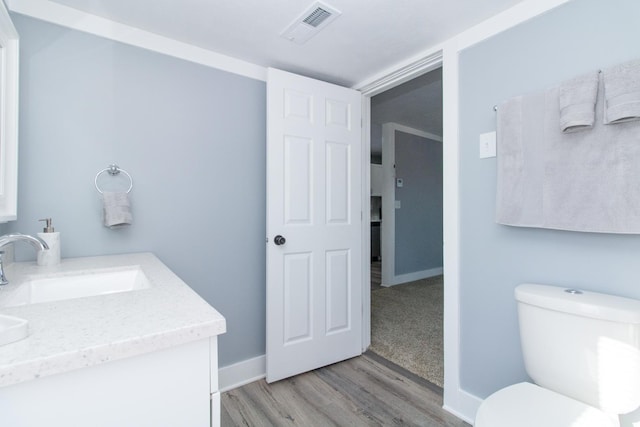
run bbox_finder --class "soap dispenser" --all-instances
[37,218,60,266]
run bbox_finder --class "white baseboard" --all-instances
[382,266,444,287]
[218,355,266,392]
[443,388,483,425]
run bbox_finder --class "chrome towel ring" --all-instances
[94,164,133,194]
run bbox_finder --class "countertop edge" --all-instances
[0,317,226,388]
[0,253,227,389]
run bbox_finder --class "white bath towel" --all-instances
[496,92,546,228]
[103,191,132,228]
[603,58,640,124]
[558,71,599,133]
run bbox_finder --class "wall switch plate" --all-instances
[394,200,401,209]
[479,131,497,158]
[396,178,403,188]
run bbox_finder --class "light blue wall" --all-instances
[394,131,442,275]
[458,0,640,398]
[8,15,267,368]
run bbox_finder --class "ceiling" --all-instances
[372,68,442,133]
[48,0,524,87]
[370,68,443,155]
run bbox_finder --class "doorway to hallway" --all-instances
[367,67,444,388]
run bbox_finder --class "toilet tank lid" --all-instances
[515,284,640,324]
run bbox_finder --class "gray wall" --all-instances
[458,0,640,398]
[8,15,266,368]
[394,131,442,275]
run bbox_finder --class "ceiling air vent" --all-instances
[303,7,332,27]
[280,2,342,44]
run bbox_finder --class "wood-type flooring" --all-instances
[221,352,469,427]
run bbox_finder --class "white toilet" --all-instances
[475,283,640,427]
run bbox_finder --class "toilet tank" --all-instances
[515,284,640,415]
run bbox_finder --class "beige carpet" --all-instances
[370,275,444,387]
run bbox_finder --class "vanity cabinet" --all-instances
[0,337,221,426]
[0,254,226,427]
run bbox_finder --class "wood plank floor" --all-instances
[221,352,470,427]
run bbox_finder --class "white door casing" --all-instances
[381,122,444,287]
[266,68,362,383]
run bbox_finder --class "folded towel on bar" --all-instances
[603,58,640,124]
[558,71,599,133]
[103,191,132,228]
[496,71,640,234]
[542,78,640,233]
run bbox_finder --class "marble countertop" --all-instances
[0,253,226,388]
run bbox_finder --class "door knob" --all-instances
[274,235,286,246]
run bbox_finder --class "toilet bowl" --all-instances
[474,284,640,427]
[475,382,618,427]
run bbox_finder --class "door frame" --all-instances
[380,122,444,287]
[358,49,465,416]
[358,49,446,352]
[355,49,464,414]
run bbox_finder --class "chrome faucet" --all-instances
[0,234,49,286]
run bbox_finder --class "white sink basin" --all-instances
[0,314,28,346]
[3,266,151,307]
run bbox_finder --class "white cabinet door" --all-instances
[266,68,362,383]
[0,339,213,427]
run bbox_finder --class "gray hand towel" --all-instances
[603,58,640,124]
[558,71,599,133]
[103,191,132,228]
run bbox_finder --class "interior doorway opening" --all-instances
[366,66,444,388]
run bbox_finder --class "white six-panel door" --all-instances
[266,68,362,383]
